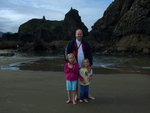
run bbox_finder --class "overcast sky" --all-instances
[0,0,113,33]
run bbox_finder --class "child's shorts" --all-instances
[66,80,77,91]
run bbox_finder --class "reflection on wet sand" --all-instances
[1,55,150,74]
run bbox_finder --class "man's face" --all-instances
[75,30,83,41]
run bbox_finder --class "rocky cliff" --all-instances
[18,8,88,42]
[90,0,150,55]
[64,8,88,39]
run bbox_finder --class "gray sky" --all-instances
[0,0,113,33]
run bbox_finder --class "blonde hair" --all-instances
[67,53,77,64]
[82,59,90,67]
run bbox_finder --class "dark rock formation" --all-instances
[90,0,150,55]
[18,8,88,42]
[18,18,64,42]
[64,8,88,40]
[2,32,19,41]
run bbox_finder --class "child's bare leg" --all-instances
[75,91,78,101]
[66,91,72,103]
[72,91,77,104]
[75,83,78,101]
[88,87,95,100]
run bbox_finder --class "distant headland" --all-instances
[0,0,150,55]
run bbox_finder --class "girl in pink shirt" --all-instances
[64,53,84,104]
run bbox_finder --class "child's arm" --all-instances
[79,69,85,83]
[79,74,84,82]
[88,69,93,79]
[72,63,79,74]
[87,66,92,72]
[64,64,71,73]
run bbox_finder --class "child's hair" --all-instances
[82,59,90,67]
[67,53,77,64]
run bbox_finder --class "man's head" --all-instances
[75,29,83,41]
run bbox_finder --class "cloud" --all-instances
[0,0,113,33]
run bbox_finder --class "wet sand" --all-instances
[0,70,150,113]
[0,57,36,66]
[0,58,150,113]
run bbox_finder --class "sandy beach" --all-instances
[0,57,37,66]
[0,58,150,113]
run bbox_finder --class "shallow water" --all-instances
[0,53,150,74]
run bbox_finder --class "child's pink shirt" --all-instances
[64,63,84,81]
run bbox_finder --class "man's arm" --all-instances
[64,40,74,61]
[85,41,93,66]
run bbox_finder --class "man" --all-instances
[65,29,95,100]
[65,29,92,67]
